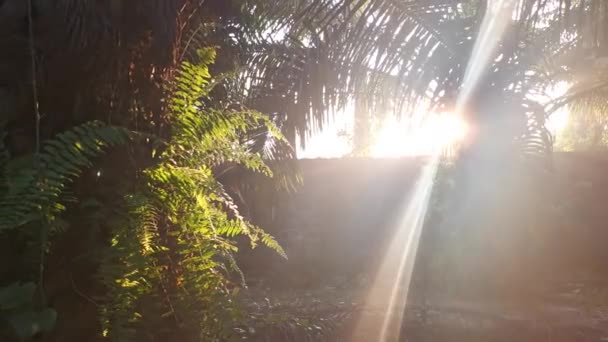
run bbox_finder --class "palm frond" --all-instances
[239,0,477,145]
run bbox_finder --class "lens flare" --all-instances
[351,156,438,341]
[351,1,514,340]
[456,0,516,113]
[370,113,468,158]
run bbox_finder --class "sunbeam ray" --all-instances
[457,0,516,113]
[351,156,438,341]
[351,1,517,341]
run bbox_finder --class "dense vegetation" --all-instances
[1,0,607,341]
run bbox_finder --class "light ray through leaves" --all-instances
[351,1,516,341]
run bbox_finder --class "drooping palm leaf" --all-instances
[238,0,480,147]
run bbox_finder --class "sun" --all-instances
[297,110,469,159]
[370,113,468,158]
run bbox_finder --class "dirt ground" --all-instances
[240,277,608,341]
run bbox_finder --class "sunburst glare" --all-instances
[371,113,468,158]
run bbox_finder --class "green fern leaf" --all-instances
[0,121,129,232]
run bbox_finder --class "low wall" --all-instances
[239,154,608,290]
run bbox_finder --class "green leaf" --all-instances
[0,282,35,311]
[7,309,57,340]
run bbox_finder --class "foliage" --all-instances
[3,0,608,340]
[0,121,129,232]
[534,0,608,151]
[556,92,608,151]
[0,120,131,310]
[2,1,299,338]
[238,0,565,159]
[0,282,56,341]
[98,47,287,341]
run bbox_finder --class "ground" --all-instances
[238,274,608,341]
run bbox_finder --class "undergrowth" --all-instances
[0,47,291,341]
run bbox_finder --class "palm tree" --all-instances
[236,1,601,157]
[539,1,608,150]
[239,0,608,316]
[239,0,557,156]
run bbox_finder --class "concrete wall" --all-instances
[239,154,608,290]
[239,157,426,287]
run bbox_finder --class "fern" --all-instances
[257,229,286,259]
[99,47,290,341]
[98,194,162,341]
[0,121,129,232]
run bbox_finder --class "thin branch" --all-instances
[70,273,100,307]
[27,0,46,306]
[27,0,40,154]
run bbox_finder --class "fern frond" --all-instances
[215,221,244,238]
[257,229,287,259]
[0,121,129,232]
[99,45,291,341]
[134,200,161,256]
[98,193,162,342]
